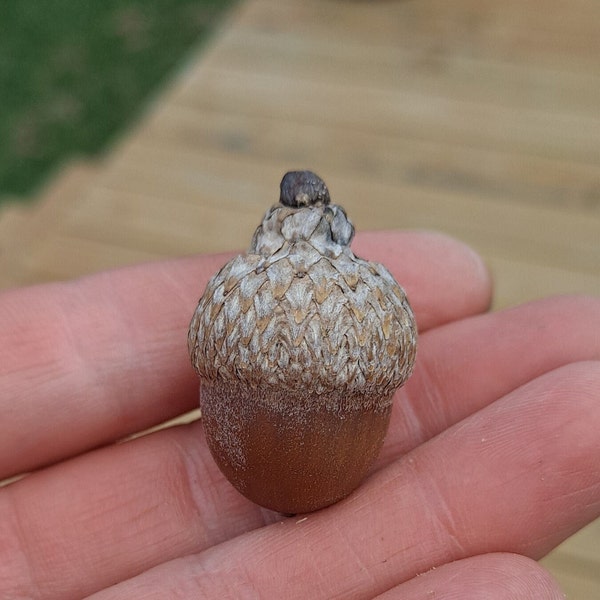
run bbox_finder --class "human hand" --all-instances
[1,231,598,599]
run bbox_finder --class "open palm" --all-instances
[1,230,598,599]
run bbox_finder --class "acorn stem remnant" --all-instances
[279,170,331,208]
[188,170,417,514]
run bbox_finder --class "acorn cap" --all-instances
[189,171,416,404]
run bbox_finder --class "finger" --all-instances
[3,298,599,599]
[82,362,600,600]
[381,294,600,465]
[0,230,491,477]
[0,252,228,479]
[376,553,564,600]
[354,230,492,330]
[1,422,224,600]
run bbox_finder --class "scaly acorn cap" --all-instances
[188,170,417,513]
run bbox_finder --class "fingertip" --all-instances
[353,229,493,331]
[377,553,565,599]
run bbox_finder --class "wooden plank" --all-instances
[64,186,258,256]
[0,202,30,246]
[0,161,101,289]
[550,520,600,564]
[170,65,600,165]
[488,257,600,309]
[542,520,600,598]
[18,234,162,284]
[129,103,600,215]
[206,26,600,118]
[0,202,32,288]
[232,0,600,69]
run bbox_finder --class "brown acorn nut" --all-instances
[188,171,417,514]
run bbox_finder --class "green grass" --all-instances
[0,0,236,201]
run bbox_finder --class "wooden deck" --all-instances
[0,0,598,595]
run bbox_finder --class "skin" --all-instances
[0,230,598,600]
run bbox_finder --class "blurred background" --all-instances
[0,0,236,198]
[0,0,598,596]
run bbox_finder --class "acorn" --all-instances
[188,171,417,514]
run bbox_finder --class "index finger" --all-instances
[0,230,491,477]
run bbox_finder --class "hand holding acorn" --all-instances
[4,209,598,598]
